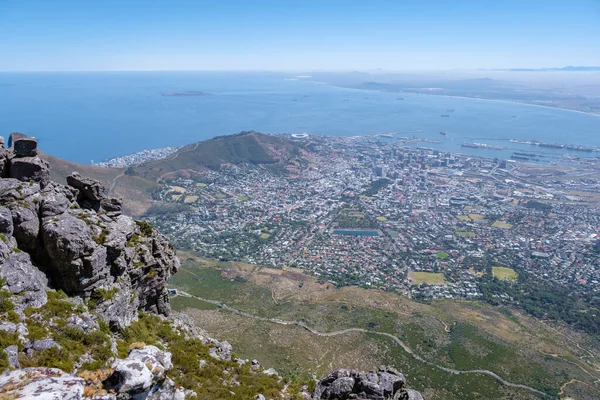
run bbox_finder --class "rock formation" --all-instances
[0,133,179,329]
[312,367,424,400]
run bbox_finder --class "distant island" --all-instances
[161,91,212,96]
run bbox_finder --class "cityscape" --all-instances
[143,134,600,303]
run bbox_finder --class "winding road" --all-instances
[174,290,554,398]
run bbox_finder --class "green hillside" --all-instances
[129,131,299,181]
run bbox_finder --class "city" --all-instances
[144,134,600,304]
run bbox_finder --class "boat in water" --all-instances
[441,114,450,117]
[439,131,447,136]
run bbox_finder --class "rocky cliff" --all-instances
[0,133,423,399]
[0,133,179,330]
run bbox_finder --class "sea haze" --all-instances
[0,71,599,164]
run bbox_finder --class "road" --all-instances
[174,290,553,398]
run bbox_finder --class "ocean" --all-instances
[0,71,599,164]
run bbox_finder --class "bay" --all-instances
[0,71,599,164]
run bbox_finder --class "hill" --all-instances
[128,131,301,182]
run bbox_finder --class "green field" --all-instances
[168,255,600,400]
[409,271,447,285]
[436,251,450,260]
[492,221,513,229]
[492,267,519,280]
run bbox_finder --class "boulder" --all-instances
[0,136,5,149]
[0,321,17,333]
[106,346,173,397]
[9,132,38,157]
[41,213,110,295]
[67,172,107,201]
[393,389,424,400]
[0,251,48,311]
[313,367,417,400]
[0,368,85,399]
[3,345,20,369]
[100,196,123,216]
[40,190,70,217]
[31,338,61,351]
[10,202,39,253]
[8,156,50,187]
[96,284,138,330]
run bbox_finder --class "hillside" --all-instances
[169,254,600,400]
[128,131,301,182]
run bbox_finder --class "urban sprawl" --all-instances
[137,135,600,301]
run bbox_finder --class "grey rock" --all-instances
[9,132,38,157]
[67,313,99,333]
[0,368,85,399]
[41,213,109,295]
[32,338,61,351]
[0,205,14,236]
[0,136,5,149]
[313,367,416,400]
[8,156,50,187]
[0,251,48,311]
[96,284,138,330]
[256,395,267,400]
[100,196,123,216]
[0,150,8,178]
[67,171,107,201]
[107,345,173,397]
[10,202,39,253]
[0,178,40,203]
[394,389,424,400]
[0,321,17,333]
[3,345,20,369]
[208,340,232,361]
[326,377,355,399]
[263,368,279,377]
[40,190,70,217]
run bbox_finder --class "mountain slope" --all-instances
[129,131,300,181]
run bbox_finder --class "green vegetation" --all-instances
[18,291,112,372]
[87,287,120,309]
[478,273,600,336]
[526,201,552,212]
[136,220,154,236]
[409,271,447,285]
[492,266,518,280]
[117,313,299,399]
[168,258,600,399]
[436,251,450,260]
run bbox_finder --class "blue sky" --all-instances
[1,0,599,71]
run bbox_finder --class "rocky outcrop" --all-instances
[0,133,179,329]
[312,367,423,400]
[0,346,185,400]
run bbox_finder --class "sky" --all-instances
[1,0,600,71]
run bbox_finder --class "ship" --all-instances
[441,114,450,117]
[439,131,447,136]
[461,143,479,148]
[446,109,455,112]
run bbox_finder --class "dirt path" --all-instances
[174,290,553,398]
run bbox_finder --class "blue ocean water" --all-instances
[0,71,599,164]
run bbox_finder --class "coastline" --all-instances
[321,82,600,119]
